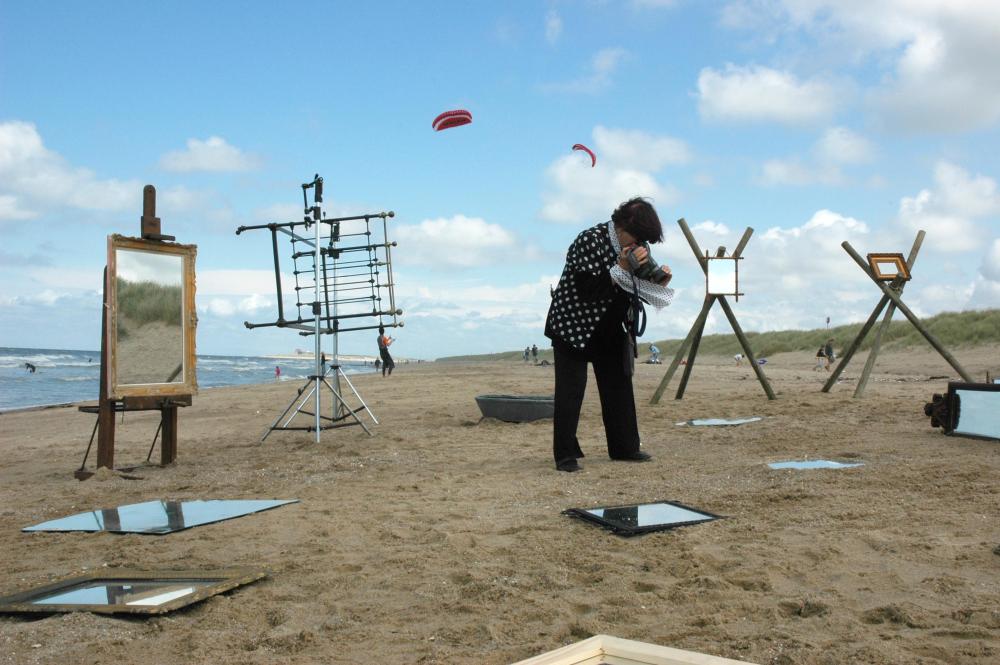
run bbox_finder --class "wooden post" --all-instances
[96,267,115,470]
[717,295,776,399]
[650,296,710,404]
[674,296,713,399]
[160,405,178,465]
[852,231,925,398]
[842,240,973,382]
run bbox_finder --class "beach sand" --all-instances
[1,345,998,664]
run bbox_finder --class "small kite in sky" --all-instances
[572,143,596,167]
[432,109,472,131]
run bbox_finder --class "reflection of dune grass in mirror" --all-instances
[117,278,182,339]
[116,278,184,385]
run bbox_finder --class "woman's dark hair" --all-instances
[611,197,663,243]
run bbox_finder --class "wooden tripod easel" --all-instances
[822,230,972,396]
[651,219,775,404]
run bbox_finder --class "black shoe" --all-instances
[556,459,583,472]
[611,450,652,462]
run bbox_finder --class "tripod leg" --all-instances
[675,298,713,399]
[261,379,317,442]
[854,301,896,398]
[322,378,372,435]
[338,368,379,425]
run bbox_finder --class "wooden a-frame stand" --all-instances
[822,230,972,396]
[651,219,775,404]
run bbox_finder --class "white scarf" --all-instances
[607,220,675,310]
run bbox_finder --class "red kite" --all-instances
[432,109,472,131]
[572,143,596,167]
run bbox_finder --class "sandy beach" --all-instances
[0,345,998,664]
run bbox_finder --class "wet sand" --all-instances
[0,345,998,664]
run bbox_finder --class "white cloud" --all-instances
[0,121,140,216]
[541,48,628,94]
[0,194,37,221]
[758,126,873,186]
[394,215,524,269]
[697,64,840,125]
[540,126,688,224]
[816,127,873,164]
[159,136,261,172]
[969,238,1000,307]
[721,1,1000,132]
[897,162,998,252]
[545,9,562,44]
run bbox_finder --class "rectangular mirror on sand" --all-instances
[768,460,864,470]
[23,499,298,534]
[679,417,763,427]
[107,235,197,399]
[512,634,759,665]
[0,569,265,615]
[563,501,721,537]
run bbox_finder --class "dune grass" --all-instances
[436,308,1000,362]
[116,278,182,338]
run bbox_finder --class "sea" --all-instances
[0,347,375,412]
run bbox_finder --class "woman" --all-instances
[544,197,674,472]
[377,325,396,377]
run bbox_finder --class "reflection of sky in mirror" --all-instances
[117,249,182,285]
[707,258,737,294]
[680,417,762,426]
[769,460,864,469]
[23,499,298,533]
[954,390,1000,439]
[587,503,715,527]
[31,581,211,606]
[875,260,899,275]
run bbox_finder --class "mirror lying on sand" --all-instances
[563,501,721,537]
[768,460,864,470]
[108,235,197,399]
[23,499,299,534]
[0,569,265,615]
[677,417,763,426]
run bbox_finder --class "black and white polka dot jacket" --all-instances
[544,222,622,351]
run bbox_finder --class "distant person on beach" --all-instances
[531,344,538,363]
[734,353,743,367]
[814,345,826,371]
[824,338,835,370]
[523,346,530,363]
[275,365,281,379]
[545,197,674,472]
[374,357,381,372]
[649,344,660,364]
[377,325,395,377]
[24,362,36,374]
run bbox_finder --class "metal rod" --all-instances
[270,226,285,322]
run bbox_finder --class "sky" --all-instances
[1,1,999,360]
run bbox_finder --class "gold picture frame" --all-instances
[866,252,910,281]
[106,235,198,399]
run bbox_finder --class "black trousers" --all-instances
[552,343,640,465]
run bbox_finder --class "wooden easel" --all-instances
[75,186,192,479]
[651,219,775,404]
[822,230,972,396]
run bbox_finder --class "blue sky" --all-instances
[2,1,999,360]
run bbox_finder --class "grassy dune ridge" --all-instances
[116,278,182,338]
[436,308,1000,362]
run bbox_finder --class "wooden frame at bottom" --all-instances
[0,568,266,615]
[512,635,759,665]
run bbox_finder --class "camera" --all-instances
[626,242,671,284]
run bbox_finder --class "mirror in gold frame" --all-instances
[107,235,197,398]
